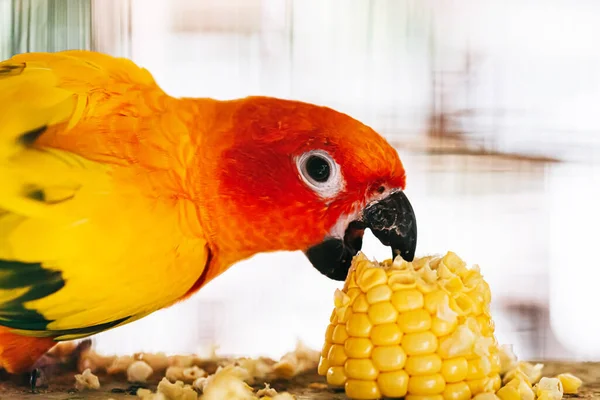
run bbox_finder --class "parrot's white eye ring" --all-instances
[296,150,344,199]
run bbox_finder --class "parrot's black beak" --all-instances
[306,190,417,281]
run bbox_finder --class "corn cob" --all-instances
[317,251,501,400]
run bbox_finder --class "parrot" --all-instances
[0,50,417,383]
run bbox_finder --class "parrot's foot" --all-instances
[26,339,93,391]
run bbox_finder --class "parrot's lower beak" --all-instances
[306,190,417,281]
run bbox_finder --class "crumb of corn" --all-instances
[318,252,501,400]
[497,345,518,375]
[74,368,100,390]
[556,373,582,394]
[534,377,563,400]
[157,377,198,400]
[256,383,278,397]
[168,355,197,368]
[201,367,255,400]
[78,349,117,373]
[107,355,135,375]
[273,340,320,379]
[128,360,154,383]
[165,365,207,383]
[136,352,170,372]
[308,382,328,389]
[268,394,296,400]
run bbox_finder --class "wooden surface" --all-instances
[0,362,599,399]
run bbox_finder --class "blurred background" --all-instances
[1,0,599,362]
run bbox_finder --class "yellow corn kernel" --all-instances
[388,271,418,290]
[449,293,476,316]
[378,370,409,398]
[442,382,471,400]
[345,380,382,400]
[332,324,349,344]
[367,302,398,325]
[344,337,374,359]
[326,366,347,386]
[346,313,373,337]
[438,326,476,359]
[489,352,501,374]
[442,251,467,272]
[514,379,535,400]
[391,289,424,312]
[472,394,500,400]
[330,309,337,323]
[431,317,458,337]
[337,306,353,324]
[358,267,388,292]
[317,357,329,375]
[424,291,450,315]
[321,341,332,358]
[502,368,532,386]
[535,377,563,400]
[406,395,444,400]
[371,323,403,346]
[372,346,407,372]
[441,276,464,293]
[496,385,520,400]
[334,289,351,308]
[347,287,362,301]
[398,309,432,333]
[486,374,501,392]
[408,373,446,395]
[327,344,348,366]
[416,277,439,294]
[366,284,393,304]
[465,378,488,395]
[405,354,443,376]
[556,373,582,394]
[466,357,491,380]
[441,357,468,383]
[325,324,335,341]
[353,294,370,313]
[402,332,438,356]
[517,362,544,384]
[344,359,378,380]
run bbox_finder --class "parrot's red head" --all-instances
[200,96,417,281]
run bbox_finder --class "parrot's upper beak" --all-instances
[306,190,417,281]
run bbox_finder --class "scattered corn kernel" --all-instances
[127,361,153,383]
[319,252,501,400]
[535,377,563,400]
[496,384,520,400]
[74,368,100,391]
[556,373,582,394]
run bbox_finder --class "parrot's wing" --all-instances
[0,51,209,341]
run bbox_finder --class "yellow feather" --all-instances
[0,51,208,340]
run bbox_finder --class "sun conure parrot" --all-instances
[0,50,417,379]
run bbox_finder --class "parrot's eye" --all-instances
[296,150,344,198]
[306,155,330,182]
